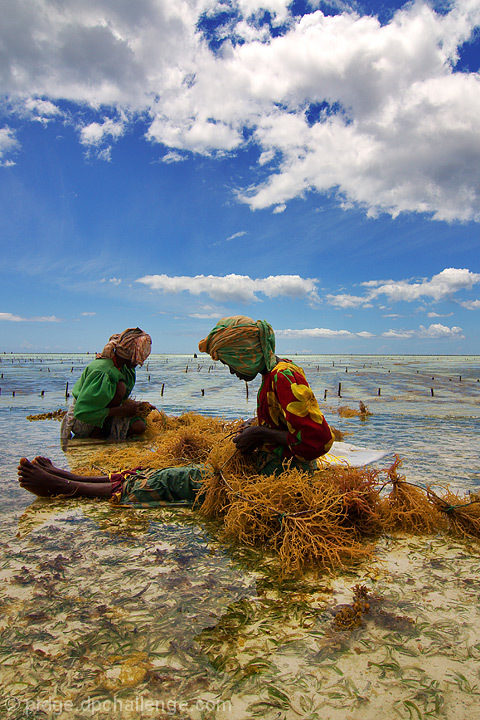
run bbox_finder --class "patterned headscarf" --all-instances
[97,327,152,366]
[198,316,276,376]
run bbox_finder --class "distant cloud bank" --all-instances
[136,267,479,309]
[277,323,463,340]
[132,267,477,342]
[1,0,480,220]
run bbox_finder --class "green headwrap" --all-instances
[198,316,277,376]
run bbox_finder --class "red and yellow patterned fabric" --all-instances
[257,359,334,462]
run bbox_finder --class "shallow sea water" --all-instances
[1,354,480,719]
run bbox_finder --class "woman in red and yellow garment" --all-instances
[198,315,334,474]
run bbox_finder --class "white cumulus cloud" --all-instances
[0,126,19,165]
[80,117,126,146]
[327,268,480,308]
[382,323,463,338]
[417,323,463,338]
[136,273,319,303]
[1,1,480,219]
[326,293,369,309]
[369,268,480,302]
[161,151,186,164]
[459,299,480,310]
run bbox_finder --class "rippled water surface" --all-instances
[1,354,480,719]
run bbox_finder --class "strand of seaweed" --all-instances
[68,410,480,577]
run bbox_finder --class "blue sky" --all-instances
[1,0,479,354]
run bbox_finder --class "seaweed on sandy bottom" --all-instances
[66,411,480,578]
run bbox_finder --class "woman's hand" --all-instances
[233,425,289,454]
[232,426,265,453]
[234,417,256,433]
[108,400,147,418]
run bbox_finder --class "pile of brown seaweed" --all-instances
[337,401,372,419]
[70,410,480,577]
[27,409,66,421]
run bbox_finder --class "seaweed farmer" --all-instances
[18,317,334,506]
[198,315,334,475]
[60,327,153,442]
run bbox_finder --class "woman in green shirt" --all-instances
[61,327,152,442]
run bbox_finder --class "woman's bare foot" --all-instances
[33,457,107,483]
[33,456,57,470]
[18,458,76,497]
[18,458,113,499]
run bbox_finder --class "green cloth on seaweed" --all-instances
[72,358,136,427]
[119,465,208,507]
[118,454,316,508]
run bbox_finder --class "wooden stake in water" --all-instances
[245,382,249,400]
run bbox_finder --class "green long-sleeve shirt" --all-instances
[72,358,136,427]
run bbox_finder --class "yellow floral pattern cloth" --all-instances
[257,359,334,462]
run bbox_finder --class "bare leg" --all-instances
[127,418,147,436]
[32,457,108,483]
[18,458,112,499]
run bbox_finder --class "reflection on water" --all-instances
[1,354,480,718]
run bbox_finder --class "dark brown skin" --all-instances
[233,424,288,454]
[18,458,112,498]
[225,355,289,455]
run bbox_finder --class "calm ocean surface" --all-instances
[1,354,480,720]
[1,353,479,494]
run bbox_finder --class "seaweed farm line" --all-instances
[1,354,480,720]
